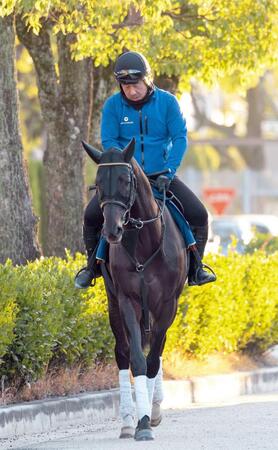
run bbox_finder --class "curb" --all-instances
[1,367,278,438]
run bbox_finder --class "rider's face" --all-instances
[121,80,148,101]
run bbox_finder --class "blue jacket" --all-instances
[101,87,187,179]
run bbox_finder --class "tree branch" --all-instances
[191,87,236,136]
[112,5,143,29]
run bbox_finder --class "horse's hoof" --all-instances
[134,415,154,441]
[134,429,154,441]
[151,402,162,427]
[119,426,135,439]
[151,415,162,427]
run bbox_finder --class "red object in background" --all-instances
[203,187,236,215]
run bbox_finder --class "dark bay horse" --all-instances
[82,138,187,440]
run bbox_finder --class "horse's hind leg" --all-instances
[106,291,135,438]
[146,330,167,427]
[119,298,154,441]
[150,356,164,426]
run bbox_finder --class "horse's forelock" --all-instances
[100,148,125,164]
[98,150,152,197]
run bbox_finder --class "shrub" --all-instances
[239,251,278,353]
[0,261,18,366]
[164,251,278,358]
[3,258,65,380]
[1,254,114,382]
[0,251,277,382]
[245,233,278,255]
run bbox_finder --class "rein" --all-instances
[124,188,166,229]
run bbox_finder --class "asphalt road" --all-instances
[5,393,278,450]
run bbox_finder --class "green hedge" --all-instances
[0,253,114,382]
[1,251,278,382]
[164,251,278,358]
[0,262,18,365]
[244,233,278,255]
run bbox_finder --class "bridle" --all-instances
[97,162,137,213]
[95,162,166,229]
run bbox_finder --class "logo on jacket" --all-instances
[121,116,134,125]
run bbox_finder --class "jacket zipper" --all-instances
[144,116,148,134]
[139,110,145,169]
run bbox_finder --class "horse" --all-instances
[82,138,188,441]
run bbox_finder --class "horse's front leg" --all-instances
[119,297,154,441]
[118,369,135,438]
[106,289,135,438]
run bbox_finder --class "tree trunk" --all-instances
[240,81,265,170]
[154,74,179,94]
[0,15,40,265]
[16,18,93,256]
[90,65,115,148]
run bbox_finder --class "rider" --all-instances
[75,51,216,289]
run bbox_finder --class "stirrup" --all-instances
[188,263,216,286]
[201,263,217,278]
[74,267,96,289]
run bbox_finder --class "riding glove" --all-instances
[155,175,171,192]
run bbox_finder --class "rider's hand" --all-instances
[155,175,171,192]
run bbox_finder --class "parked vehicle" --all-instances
[210,214,278,255]
[240,214,278,236]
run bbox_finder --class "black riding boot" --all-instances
[74,225,102,289]
[188,225,216,286]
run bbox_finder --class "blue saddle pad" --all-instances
[152,187,195,247]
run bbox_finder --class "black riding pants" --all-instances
[84,176,208,229]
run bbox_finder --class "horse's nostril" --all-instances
[105,225,123,243]
[108,233,122,243]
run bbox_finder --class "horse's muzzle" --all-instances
[102,204,124,244]
[103,226,123,244]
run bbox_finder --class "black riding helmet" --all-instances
[114,51,152,85]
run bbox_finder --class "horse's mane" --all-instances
[130,158,157,210]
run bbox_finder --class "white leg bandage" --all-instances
[134,375,151,420]
[153,357,164,404]
[147,376,156,406]
[119,370,135,427]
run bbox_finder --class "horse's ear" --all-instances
[122,138,135,163]
[82,141,102,164]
